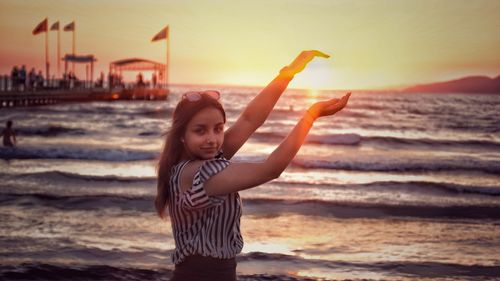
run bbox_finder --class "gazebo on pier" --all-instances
[108,58,168,100]
[109,58,165,86]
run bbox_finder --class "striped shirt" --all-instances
[167,152,244,264]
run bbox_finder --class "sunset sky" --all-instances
[1,0,499,89]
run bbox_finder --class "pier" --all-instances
[0,88,168,108]
[2,55,170,108]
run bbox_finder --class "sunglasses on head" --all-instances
[182,90,220,102]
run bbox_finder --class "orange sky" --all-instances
[1,0,499,89]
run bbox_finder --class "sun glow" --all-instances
[0,1,498,89]
[293,60,337,90]
[304,89,321,106]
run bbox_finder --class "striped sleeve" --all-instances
[180,158,230,210]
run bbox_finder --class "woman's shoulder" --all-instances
[179,150,228,176]
[178,160,203,193]
[179,155,230,193]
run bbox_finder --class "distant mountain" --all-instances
[403,75,500,93]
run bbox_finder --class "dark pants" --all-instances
[170,255,237,281]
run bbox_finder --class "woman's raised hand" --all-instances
[280,50,330,77]
[308,92,351,120]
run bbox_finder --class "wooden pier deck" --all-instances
[0,88,169,108]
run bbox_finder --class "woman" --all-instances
[156,50,351,280]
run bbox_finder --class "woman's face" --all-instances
[183,107,225,160]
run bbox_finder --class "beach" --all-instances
[1,86,499,280]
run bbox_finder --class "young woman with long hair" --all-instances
[156,50,351,281]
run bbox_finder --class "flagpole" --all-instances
[45,27,50,85]
[166,27,169,88]
[151,25,169,88]
[72,25,76,73]
[57,27,61,78]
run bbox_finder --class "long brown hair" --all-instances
[155,94,226,218]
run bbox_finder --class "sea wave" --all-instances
[0,263,172,281]
[4,170,499,197]
[362,136,500,150]
[270,180,500,197]
[0,145,156,161]
[346,102,385,111]
[138,131,160,136]
[2,171,155,183]
[133,108,172,119]
[0,256,498,281]
[1,144,499,175]
[357,121,499,134]
[238,252,500,279]
[16,125,86,137]
[253,132,500,149]
[291,156,500,175]
[242,198,500,219]
[253,132,362,145]
[2,193,499,219]
[0,193,153,212]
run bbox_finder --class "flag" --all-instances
[151,25,169,42]
[64,21,75,31]
[50,21,60,31]
[32,18,48,35]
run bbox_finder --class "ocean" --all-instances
[1,85,499,280]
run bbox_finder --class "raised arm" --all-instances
[222,50,330,159]
[205,92,351,196]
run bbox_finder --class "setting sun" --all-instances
[293,59,337,90]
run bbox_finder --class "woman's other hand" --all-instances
[308,92,351,120]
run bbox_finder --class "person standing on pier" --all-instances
[152,73,157,88]
[10,66,19,91]
[36,71,44,90]
[1,120,17,147]
[28,68,36,91]
[19,65,27,92]
[137,72,145,87]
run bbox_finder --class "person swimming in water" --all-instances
[1,120,17,147]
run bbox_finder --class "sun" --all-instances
[293,60,337,91]
[306,88,320,100]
